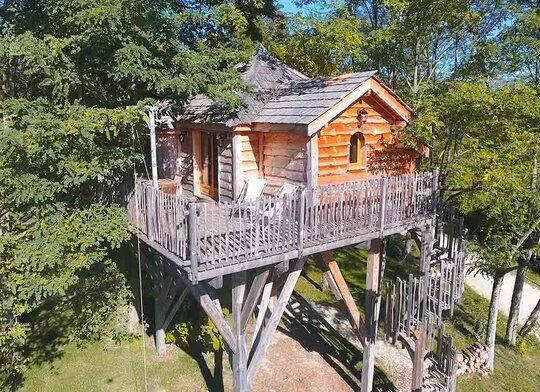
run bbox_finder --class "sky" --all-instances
[277,0,301,13]
[277,0,329,15]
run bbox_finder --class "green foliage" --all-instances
[269,0,510,104]
[0,1,275,387]
[264,8,367,77]
[0,98,138,388]
[500,3,540,87]
[410,81,540,274]
[166,298,227,353]
[0,0,252,108]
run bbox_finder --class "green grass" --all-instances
[295,238,540,392]
[20,236,540,392]
[451,289,540,392]
[526,269,540,288]
[20,338,211,392]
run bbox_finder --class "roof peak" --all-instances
[254,42,271,59]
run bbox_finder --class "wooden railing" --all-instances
[128,171,438,281]
[128,182,191,260]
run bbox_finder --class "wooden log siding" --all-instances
[219,134,234,202]
[318,96,417,186]
[239,131,261,183]
[156,133,179,180]
[128,172,437,281]
[263,132,308,194]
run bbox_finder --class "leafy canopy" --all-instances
[0,0,278,387]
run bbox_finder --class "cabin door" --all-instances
[200,131,219,199]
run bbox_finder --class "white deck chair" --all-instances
[263,182,299,219]
[230,179,267,222]
[237,178,266,202]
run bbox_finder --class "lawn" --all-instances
[294,241,540,392]
[20,237,540,392]
[526,269,540,288]
[20,338,212,392]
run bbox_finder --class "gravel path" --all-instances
[465,266,540,326]
[308,301,412,391]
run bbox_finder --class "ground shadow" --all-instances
[281,291,398,392]
[180,340,225,392]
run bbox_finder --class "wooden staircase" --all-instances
[382,204,466,391]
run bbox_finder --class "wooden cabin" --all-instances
[129,46,466,392]
[154,45,422,200]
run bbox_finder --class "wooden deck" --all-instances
[128,172,437,282]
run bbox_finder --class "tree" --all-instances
[500,1,540,88]
[519,294,540,338]
[409,81,540,370]
[0,0,272,387]
[287,0,509,105]
[263,7,367,77]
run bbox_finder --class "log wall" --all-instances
[218,134,234,202]
[318,95,418,186]
[239,132,261,182]
[156,132,179,180]
[263,131,309,194]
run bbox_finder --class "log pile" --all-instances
[456,343,490,376]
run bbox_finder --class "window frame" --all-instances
[349,132,367,169]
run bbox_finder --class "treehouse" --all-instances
[153,45,423,200]
[128,45,465,392]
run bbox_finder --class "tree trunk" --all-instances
[485,273,504,372]
[505,256,530,345]
[519,298,540,338]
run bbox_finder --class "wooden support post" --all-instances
[361,238,382,392]
[241,267,270,331]
[322,270,343,300]
[162,287,188,331]
[247,258,306,388]
[322,251,367,344]
[411,329,425,392]
[146,106,159,189]
[252,271,274,347]
[232,132,243,200]
[306,135,318,190]
[190,283,238,353]
[188,203,199,284]
[232,272,247,392]
[411,224,433,391]
[154,260,167,356]
[297,189,306,258]
[379,176,388,236]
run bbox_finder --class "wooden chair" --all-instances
[237,178,266,202]
[263,182,299,219]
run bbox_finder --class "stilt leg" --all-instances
[247,258,306,388]
[154,261,167,356]
[232,272,248,392]
[411,330,425,392]
[361,238,383,392]
[322,251,367,342]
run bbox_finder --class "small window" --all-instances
[349,132,366,167]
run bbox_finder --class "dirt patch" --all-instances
[252,328,356,392]
[309,300,412,391]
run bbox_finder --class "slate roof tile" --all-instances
[176,45,377,128]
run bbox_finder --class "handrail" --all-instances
[127,171,438,281]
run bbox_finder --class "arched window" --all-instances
[349,132,366,167]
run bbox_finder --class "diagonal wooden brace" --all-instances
[322,251,368,345]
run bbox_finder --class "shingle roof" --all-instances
[176,45,377,128]
[252,71,377,125]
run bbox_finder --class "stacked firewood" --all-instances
[456,343,490,376]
